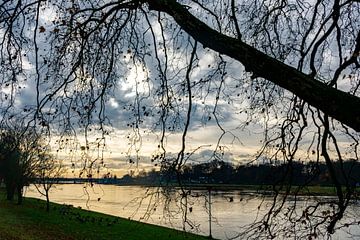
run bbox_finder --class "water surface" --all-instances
[25,184,359,239]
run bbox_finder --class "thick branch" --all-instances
[146,0,360,132]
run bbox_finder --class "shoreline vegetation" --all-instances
[49,159,359,197]
[32,158,360,198]
[0,189,209,240]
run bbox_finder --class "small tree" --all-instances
[34,152,64,212]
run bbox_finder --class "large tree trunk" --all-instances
[16,184,23,205]
[5,183,15,201]
[145,0,360,132]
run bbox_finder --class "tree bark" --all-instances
[145,0,360,132]
[46,190,50,212]
[17,185,23,205]
[5,183,15,201]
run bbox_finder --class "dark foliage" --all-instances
[123,159,360,188]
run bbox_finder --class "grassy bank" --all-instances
[0,191,208,240]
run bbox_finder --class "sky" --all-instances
[0,4,264,177]
[10,46,269,177]
[0,0,358,177]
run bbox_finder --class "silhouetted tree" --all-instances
[0,123,47,204]
[33,152,64,212]
[0,130,23,201]
[0,0,359,238]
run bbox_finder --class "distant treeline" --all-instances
[41,160,360,187]
[122,159,360,186]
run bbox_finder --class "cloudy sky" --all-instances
[1,0,357,177]
[0,6,265,177]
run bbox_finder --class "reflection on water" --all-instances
[25,184,360,240]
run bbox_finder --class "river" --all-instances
[24,184,360,239]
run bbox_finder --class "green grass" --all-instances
[0,190,208,240]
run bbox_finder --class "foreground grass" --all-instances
[0,194,208,240]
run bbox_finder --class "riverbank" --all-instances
[0,192,208,240]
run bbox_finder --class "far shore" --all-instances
[28,180,360,197]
